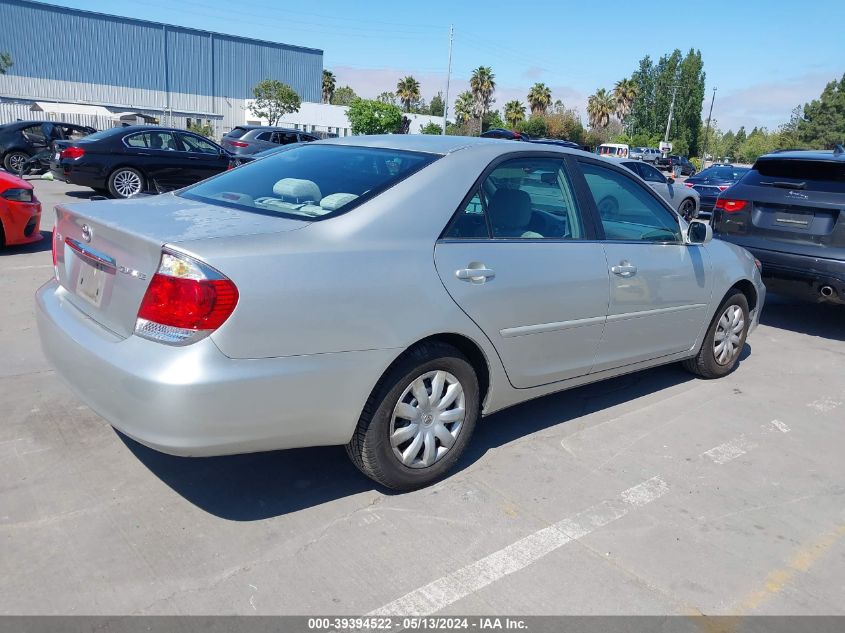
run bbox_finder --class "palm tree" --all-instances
[470,66,496,134]
[527,83,552,116]
[396,76,421,113]
[587,88,615,128]
[454,91,474,125]
[613,78,637,123]
[504,100,526,128]
[322,70,336,104]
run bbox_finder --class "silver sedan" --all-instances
[36,136,765,490]
[618,158,700,221]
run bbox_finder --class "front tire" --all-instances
[3,151,29,174]
[679,198,697,222]
[107,167,145,198]
[346,342,480,490]
[683,292,749,378]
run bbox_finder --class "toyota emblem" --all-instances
[81,224,92,243]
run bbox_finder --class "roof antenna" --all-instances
[834,144,845,155]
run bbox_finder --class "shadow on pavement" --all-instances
[64,189,101,199]
[122,361,704,521]
[761,293,845,341]
[0,229,52,255]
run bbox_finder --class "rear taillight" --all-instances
[228,140,249,148]
[60,147,85,160]
[51,227,58,275]
[135,250,239,345]
[684,182,695,188]
[714,198,748,213]
[717,185,730,192]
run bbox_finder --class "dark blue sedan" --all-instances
[684,164,750,216]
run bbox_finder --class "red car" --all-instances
[0,171,42,247]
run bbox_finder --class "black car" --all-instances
[0,121,96,173]
[227,142,305,170]
[711,148,845,305]
[684,164,750,217]
[657,154,696,176]
[221,125,319,156]
[480,128,529,141]
[529,138,582,150]
[53,125,230,198]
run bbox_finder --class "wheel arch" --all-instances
[107,164,148,194]
[727,278,758,313]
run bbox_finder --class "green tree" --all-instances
[0,52,11,75]
[429,92,445,117]
[613,78,638,126]
[330,85,358,106]
[516,115,548,137]
[396,76,421,113]
[249,80,301,126]
[346,98,403,135]
[187,121,214,138]
[798,73,845,148]
[483,110,506,132]
[322,69,336,104]
[420,121,442,135]
[377,91,398,106]
[674,49,706,155]
[628,55,656,135]
[454,91,474,125]
[504,100,526,128]
[544,103,585,143]
[470,66,496,134]
[587,88,615,128]
[527,83,552,116]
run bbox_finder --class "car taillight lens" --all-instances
[51,227,58,274]
[1,188,33,202]
[228,140,249,148]
[684,182,695,188]
[60,147,85,160]
[715,198,748,213]
[717,185,730,192]
[135,250,238,345]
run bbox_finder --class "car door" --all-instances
[176,132,228,184]
[434,155,610,388]
[122,130,186,192]
[576,159,712,371]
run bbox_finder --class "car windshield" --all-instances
[180,144,439,220]
[699,166,747,180]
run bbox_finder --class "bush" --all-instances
[516,115,547,138]
[420,121,443,135]
[689,157,702,171]
[346,99,403,135]
[187,122,214,139]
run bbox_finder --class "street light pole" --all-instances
[663,83,678,143]
[701,87,717,168]
[442,25,453,135]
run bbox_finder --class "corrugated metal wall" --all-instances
[0,0,322,123]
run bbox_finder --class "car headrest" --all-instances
[319,193,358,211]
[488,188,531,230]
[272,178,322,202]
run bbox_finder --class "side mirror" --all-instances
[687,220,712,244]
[667,177,675,184]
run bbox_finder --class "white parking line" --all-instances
[368,476,669,617]
[768,419,791,434]
[702,436,756,464]
[807,397,841,414]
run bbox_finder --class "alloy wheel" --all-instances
[389,370,466,469]
[113,170,142,197]
[8,152,26,174]
[713,304,745,365]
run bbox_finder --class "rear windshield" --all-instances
[180,144,439,220]
[226,127,249,139]
[744,158,845,193]
[699,166,748,180]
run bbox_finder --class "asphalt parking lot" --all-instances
[1,178,844,616]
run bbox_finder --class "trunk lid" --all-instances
[54,194,308,338]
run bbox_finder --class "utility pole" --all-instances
[701,87,717,168]
[442,25,453,135]
[663,83,678,143]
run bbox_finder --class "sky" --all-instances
[46,0,845,132]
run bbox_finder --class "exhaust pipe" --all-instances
[820,285,835,298]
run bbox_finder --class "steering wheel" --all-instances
[597,195,619,218]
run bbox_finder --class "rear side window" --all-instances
[181,144,438,220]
[226,127,249,139]
[744,158,845,193]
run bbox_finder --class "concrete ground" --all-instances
[1,178,843,616]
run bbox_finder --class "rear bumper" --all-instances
[36,280,399,456]
[725,242,845,304]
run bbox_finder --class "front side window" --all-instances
[181,144,438,220]
[273,132,299,145]
[580,162,681,242]
[445,157,584,240]
[179,133,219,154]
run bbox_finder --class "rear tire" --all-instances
[346,342,480,491]
[107,167,145,198]
[679,198,697,222]
[3,151,29,174]
[683,292,749,379]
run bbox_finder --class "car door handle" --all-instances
[456,267,495,282]
[611,263,637,276]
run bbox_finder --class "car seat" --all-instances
[487,188,543,238]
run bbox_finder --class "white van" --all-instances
[597,143,630,159]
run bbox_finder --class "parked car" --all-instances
[684,164,750,217]
[598,143,630,159]
[221,126,319,156]
[480,128,529,141]
[629,147,646,160]
[529,138,582,150]
[712,148,844,305]
[0,121,96,174]
[37,136,764,490]
[227,143,304,170]
[657,154,696,176]
[0,170,42,247]
[640,148,661,163]
[619,159,700,221]
[52,125,231,198]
